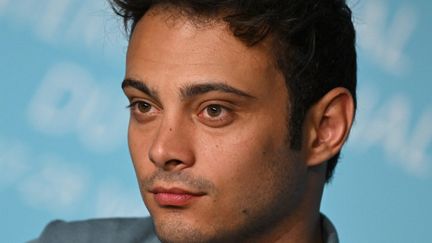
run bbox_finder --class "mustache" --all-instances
[141,169,216,193]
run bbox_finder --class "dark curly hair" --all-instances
[110,0,357,182]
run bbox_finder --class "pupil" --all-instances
[208,105,221,117]
[138,102,150,112]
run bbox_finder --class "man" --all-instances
[33,0,356,242]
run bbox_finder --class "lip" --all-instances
[150,187,205,207]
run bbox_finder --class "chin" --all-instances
[154,216,215,243]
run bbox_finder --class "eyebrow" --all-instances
[180,82,256,100]
[122,78,160,101]
[122,78,256,101]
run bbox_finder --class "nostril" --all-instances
[163,159,183,171]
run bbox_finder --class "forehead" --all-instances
[126,7,278,81]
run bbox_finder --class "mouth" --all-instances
[150,187,206,207]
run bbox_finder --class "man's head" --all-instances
[114,0,356,242]
[114,0,357,182]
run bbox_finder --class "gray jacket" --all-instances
[31,215,338,243]
[30,217,160,243]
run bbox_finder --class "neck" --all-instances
[253,165,326,243]
[259,206,323,243]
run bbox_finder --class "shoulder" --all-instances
[32,217,160,243]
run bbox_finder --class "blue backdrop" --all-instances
[1,0,431,242]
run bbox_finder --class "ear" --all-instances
[303,87,355,167]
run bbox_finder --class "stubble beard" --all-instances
[152,147,306,243]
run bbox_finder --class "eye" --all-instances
[198,104,234,127]
[136,101,152,113]
[206,105,223,117]
[127,100,152,112]
[127,100,159,122]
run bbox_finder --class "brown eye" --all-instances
[206,105,223,117]
[136,101,151,113]
[127,101,153,113]
[127,100,159,123]
[198,103,234,128]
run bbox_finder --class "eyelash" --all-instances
[127,100,159,121]
[126,100,148,110]
[197,103,235,127]
[200,104,226,118]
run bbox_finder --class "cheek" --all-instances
[199,113,287,176]
[196,121,290,205]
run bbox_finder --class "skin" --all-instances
[123,6,354,243]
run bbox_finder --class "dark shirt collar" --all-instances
[321,214,339,243]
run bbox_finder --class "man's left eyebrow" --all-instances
[180,82,256,99]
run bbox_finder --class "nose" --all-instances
[148,116,195,171]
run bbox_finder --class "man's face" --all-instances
[124,8,308,242]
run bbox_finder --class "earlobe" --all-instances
[304,88,355,167]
